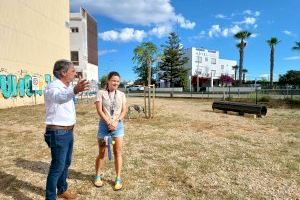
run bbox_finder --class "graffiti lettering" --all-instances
[0,74,51,99]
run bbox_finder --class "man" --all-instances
[44,59,89,200]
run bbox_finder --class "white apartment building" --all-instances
[70,7,98,81]
[184,47,237,89]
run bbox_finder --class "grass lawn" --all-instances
[0,97,299,199]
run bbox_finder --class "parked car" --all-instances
[127,85,144,91]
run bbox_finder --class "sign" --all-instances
[31,76,39,91]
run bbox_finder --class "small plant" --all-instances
[225,96,233,101]
[259,96,271,102]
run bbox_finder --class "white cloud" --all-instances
[235,17,256,25]
[244,17,256,25]
[71,0,195,29]
[282,30,297,37]
[229,25,242,34]
[99,30,119,41]
[72,0,172,25]
[72,0,196,42]
[98,49,118,56]
[250,33,258,38]
[215,14,228,19]
[190,31,206,40]
[222,28,229,37]
[149,24,172,38]
[208,24,242,38]
[284,56,300,61]
[243,10,260,17]
[254,11,260,17]
[192,9,259,40]
[243,10,252,15]
[176,14,196,29]
[99,28,147,42]
[208,25,221,38]
[283,30,292,35]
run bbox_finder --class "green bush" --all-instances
[259,96,271,102]
[225,96,233,101]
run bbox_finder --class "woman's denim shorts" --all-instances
[97,120,124,139]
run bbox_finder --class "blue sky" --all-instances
[71,0,300,81]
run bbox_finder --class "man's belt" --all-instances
[46,125,74,130]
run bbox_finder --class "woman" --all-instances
[94,71,127,190]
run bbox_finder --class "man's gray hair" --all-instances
[53,59,73,79]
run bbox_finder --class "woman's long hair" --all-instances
[105,71,120,90]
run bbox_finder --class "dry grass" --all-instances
[0,97,299,199]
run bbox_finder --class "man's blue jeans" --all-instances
[44,128,74,200]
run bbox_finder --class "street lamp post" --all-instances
[189,75,192,96]
[197,75,201,92]
[255,77,258,104]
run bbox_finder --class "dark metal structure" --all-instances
[212,101,267,117]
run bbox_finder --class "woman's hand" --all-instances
[108,120,118,131]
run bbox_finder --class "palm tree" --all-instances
[234,31,252,85]
[232,65,238,82]
[292,41,300,51]
[132,42,157,86]
[267,37,280,88]
[242,69,248,83]
[132,42,157,118]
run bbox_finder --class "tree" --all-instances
[279,70,300,86]
[242,69,248,83]
[158,32,189,96]
[234,31,252,85]
[132,42,158,85]
[176,70,189,89]
[267,37,280,88]
[232,65,238,82]
[292,41,300,51]
[98,75,107,89]
[220,74,234,86]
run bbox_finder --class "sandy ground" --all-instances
[0,97,299,199]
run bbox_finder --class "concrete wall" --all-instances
[209,87,259,92]
[86,63,98,81]
[0,0,70,109]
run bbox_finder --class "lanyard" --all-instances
[107,90,117,117]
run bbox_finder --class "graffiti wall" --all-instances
[0,74,51,99]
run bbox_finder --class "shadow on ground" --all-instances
[0,171,44,199]
[15,158,93,181]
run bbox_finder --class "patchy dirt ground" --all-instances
[0,97,299,199]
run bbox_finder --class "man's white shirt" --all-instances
[45,79,76,126]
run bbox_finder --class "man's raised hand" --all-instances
[74,79,90,94]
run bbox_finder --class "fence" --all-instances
[125,87,300,102]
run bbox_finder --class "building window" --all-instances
[70,27,79,33]
[211,58,216,64]
[221,65,224,70]
[71,51,79,65]
[211,70,216,77]
[205,57,208,62]
[195,56,202,64]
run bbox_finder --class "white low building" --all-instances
[70,7,98,82]
[184,47,237,90]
